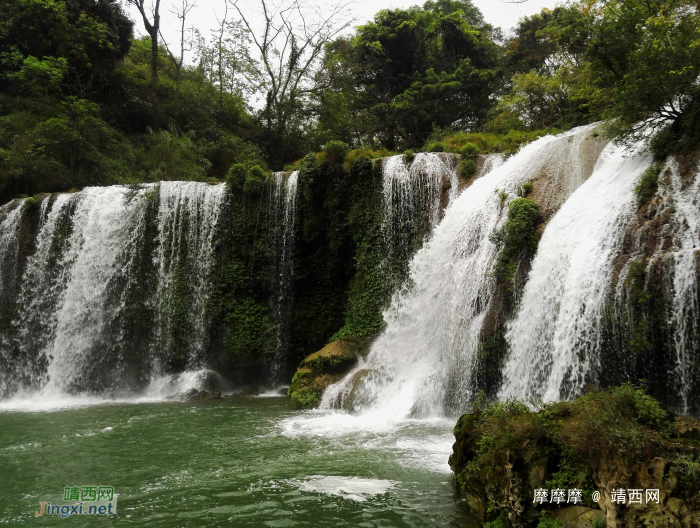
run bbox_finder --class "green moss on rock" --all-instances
[287,335,369,409]
[450,384,700,528]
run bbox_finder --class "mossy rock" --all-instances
[288,336,369,409]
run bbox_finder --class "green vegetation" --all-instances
[451,384,696,527]
[459,143,481,179]
[522,182,533,195]
[490,198,540,282]
[635,164,662,205]
[2,0,699,203]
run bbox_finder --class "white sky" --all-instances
[124,0,562,63]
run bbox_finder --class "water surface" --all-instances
[0,396,474,527]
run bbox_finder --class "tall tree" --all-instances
[125,0,161,85]
[160,0,197,85]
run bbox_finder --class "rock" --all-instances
[288,335,369,409]
[168,388,222,401]
[239,386,261,396]
[204,389,221,400]
[550,506,605,528]
[449,385,700,528]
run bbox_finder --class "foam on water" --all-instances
[292,476,396,502]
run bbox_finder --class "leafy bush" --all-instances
[522,182,533,195]
[460,143,481,159]
[460,143,481,179]
[634,164,661,204]
[403,150,415,162]
[324,140,349,164]
[426,142,445,152]
[460,158,477,179]
[226,163,247,189]
[243,165,266,194]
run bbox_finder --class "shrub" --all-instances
[634,164,661,204]
[403,150,415,162]
[243,165,265,194]
[521,182,533,195]
[460,158,477,179]
[323,140,349,164]
[460,143,481,159]
[226,163,247,189]
[426,142,445,152]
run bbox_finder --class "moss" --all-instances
[522,182,533,195]
[450,384,689,526]
[634,163,662,205]
[490,198,540,283]
[289,388,320,409]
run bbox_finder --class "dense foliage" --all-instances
[2,0,700,201]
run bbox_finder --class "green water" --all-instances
[0,396,475,527]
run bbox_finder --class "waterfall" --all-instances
[0,183,227,398]
[499,142,652,402]
[154,182,227,370]
[656,161,700,413]
[268,171,299,383]
[321,125,601,417]
[379,153,459,285]
[0,200,24,303]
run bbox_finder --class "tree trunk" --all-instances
[150,28,159,86]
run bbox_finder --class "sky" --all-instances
[124,0,562,63]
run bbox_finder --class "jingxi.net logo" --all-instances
[35,486,117,518]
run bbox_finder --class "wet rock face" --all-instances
[287,336,369,409]
[167,388,222,401]
[449,388,700,528]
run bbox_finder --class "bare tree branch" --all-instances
[227,0,354,132]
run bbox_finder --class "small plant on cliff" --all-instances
[490,198,540,282]
[403,150,415,162]
[634,163,662,204]
[460,143,480,179]
[324,140,349,164]
[521,182,533,195]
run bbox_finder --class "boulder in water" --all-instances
[168,388,222,401]
[288,336,369,409]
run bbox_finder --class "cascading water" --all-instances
[267,171,299,383]
[499,142,652,402]
[665,162,700,413]
[0,183,227,399]
[153,182,227,369]
[379,153,459,285]
[321,125,602,418]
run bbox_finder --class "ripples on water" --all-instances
[0,396,475,527]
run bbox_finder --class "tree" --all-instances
[586,0,700,145]
[160,0,197,85]
[124,0,162,85]
[0,0,133,98]
[319,0,501,149]
[228,0,353,138]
